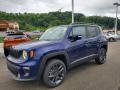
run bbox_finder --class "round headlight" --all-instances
[22,51,28,60]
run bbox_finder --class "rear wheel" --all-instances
[95,48,107,64]
[43,59,66,87]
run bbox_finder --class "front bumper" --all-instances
[7,57,40,81]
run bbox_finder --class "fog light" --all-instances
[24,73,29,77]
[23,67,30,77]
[23,67,30,70]
[23,67,30,72]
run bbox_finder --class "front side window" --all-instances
[87,26,97,38]
[69,26,87,38]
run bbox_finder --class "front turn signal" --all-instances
[29,50,34,58]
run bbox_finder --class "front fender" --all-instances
[37,50,70,79]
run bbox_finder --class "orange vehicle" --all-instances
[3,32,31,56]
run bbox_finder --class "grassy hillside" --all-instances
[0,11,118,31]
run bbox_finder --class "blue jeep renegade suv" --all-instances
[6,23,108,87]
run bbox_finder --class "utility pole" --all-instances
[58,8,63,12]
[113,2,120,35]
[72,0,74,23]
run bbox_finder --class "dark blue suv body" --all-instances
[6,23,108,87]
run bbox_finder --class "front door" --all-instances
[66,26,88,63]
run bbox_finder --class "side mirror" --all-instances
[77,35,82,40]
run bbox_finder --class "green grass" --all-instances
[31,35,40,40]
[0,37,4,43]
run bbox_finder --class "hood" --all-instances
[13,40,61,50]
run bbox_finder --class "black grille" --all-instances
[9,48,22,59]
[7,62,18,77]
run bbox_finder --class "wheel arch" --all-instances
[38,51,70,79]
[101,44,108,51]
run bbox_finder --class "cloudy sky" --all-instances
[0,0,120,17]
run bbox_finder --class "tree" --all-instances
[0,11,119,31]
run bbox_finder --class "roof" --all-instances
[69,22,99,27]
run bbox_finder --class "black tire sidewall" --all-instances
[4,48,9,57]
[95,48,107,64]
[43,59,66,87]
[109,38,115,42]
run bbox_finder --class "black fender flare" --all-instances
[37,51,70,79]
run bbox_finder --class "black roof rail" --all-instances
[70,22,97,26]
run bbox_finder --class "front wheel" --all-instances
[43,59,66,87]
[95,48,107,64]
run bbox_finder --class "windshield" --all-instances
[39,26,67,41]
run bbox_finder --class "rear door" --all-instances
[85,26,98,55]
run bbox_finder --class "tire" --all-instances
[95,48,107,64]
[4,48,9,57]
[109,38,115,42]
[43,59,66,87]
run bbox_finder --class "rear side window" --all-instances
[87,26,97,38]
[70,26,87,38]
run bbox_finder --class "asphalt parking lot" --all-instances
[0,42,120,90]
